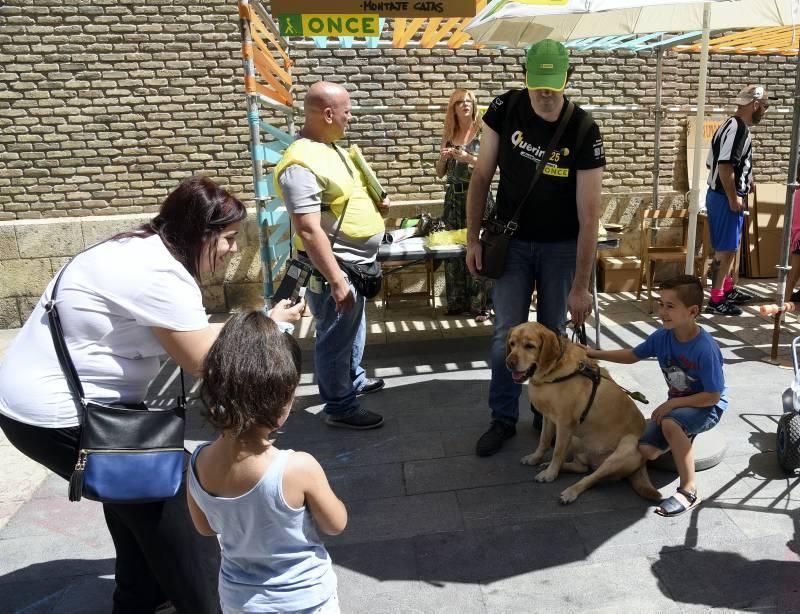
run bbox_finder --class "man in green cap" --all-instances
[466,39,606,457]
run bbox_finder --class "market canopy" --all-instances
[465,0,796,46]
[674,25,800,55]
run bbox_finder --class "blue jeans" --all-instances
[640,405,723,451]
[489,238,577,425]
[306,277,368,418]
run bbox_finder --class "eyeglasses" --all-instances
[454,100,472,106]
[757,100,770,110]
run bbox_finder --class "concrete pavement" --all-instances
[1,282,800,613]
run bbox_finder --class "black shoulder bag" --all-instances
[45,246,187,503]
[479,97,576,279]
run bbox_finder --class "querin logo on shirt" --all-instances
[510,130,571,177]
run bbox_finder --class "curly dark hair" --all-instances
[114,175,247,278]
[200,310,302,437]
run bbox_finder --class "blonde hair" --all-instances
[442,89,481,143]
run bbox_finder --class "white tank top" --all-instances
[188,445,337,612]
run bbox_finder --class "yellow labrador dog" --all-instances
[506,322,660,505]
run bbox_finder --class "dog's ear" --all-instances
[538,328,562,369]
[505,327,514,357]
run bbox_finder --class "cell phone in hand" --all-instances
[292,287,306,306]
[273,259,313,304]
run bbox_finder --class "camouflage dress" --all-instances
[443,137,494,316]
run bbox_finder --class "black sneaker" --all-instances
[326,408,384,430]
[724,287,754,305]
[357,378,385,396]
[476,421,516,457]
[790,290,800,303]
[704,299,743,316]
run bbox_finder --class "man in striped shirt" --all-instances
[704,85,769,316]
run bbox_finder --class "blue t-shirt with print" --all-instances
[633,327,727,411]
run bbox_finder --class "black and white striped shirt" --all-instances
[706,116,752,196]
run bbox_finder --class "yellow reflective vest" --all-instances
[274,138,385,252]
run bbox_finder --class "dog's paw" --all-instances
[520,453,543,466]
[559,487,579,504]
[534,468,557,483]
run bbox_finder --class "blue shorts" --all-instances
[706,189,745,252]
[639,405,723,451]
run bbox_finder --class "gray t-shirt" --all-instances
[279,164,383,264]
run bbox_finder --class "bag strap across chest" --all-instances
[44,241,187,420]
[498,92,575,236]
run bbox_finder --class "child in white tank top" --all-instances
[187,311,347,614]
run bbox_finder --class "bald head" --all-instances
[301,81,352,143]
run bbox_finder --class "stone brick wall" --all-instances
[1,0,796,220]
[0,0,253,220]
[0,210,265,327]
[1,0,796,321]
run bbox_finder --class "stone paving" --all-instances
[1,283,800,613]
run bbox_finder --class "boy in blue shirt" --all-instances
[586,275,726,517]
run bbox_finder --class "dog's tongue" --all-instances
[511,371,528,384]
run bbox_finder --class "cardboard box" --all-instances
[598,256,641,293]
[747,183,789,278]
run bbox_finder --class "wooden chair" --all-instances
[638,209,702,313]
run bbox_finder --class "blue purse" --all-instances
[44,247,187,504]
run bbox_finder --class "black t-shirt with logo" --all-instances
[482,90,606,242]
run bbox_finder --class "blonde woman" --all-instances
[436,88,494,321]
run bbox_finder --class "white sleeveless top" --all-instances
[188,445,336,613]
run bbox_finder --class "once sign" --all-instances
[272,0,477,18]
[279,14,382,37]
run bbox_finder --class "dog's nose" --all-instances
[506,355,516,369]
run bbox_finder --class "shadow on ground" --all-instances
[0,558,114,614]
[3,331,800,612]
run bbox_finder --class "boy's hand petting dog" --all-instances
[650,401,675,425]
[576,342,598,358]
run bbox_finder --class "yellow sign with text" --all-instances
[272,0,477,18]
[279,14,381,37]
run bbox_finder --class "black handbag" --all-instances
[480,97,576,279]
[44,246,187,504]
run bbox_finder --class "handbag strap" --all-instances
[502,97,575,235]
[330,143,355,251]
[44,241,187,419]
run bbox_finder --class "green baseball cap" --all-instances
[525,39,569,91]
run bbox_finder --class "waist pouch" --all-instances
[339,259,383,299]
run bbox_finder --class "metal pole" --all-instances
[685,2,711,274]
[652,42,665,211]
[239,0,275,303]
[770,53,800,360]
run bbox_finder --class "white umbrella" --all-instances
[467,0,796,47]
[466,0,800,273]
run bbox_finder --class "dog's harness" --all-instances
[529,328,648,424]
[546,359,602,424]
